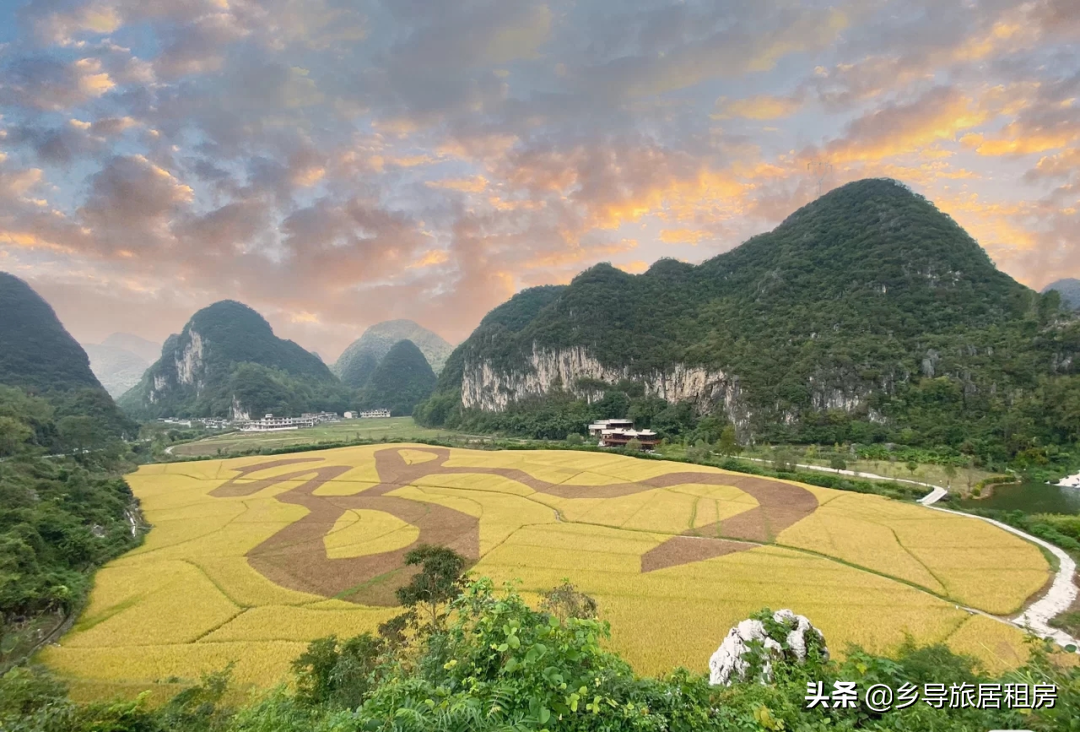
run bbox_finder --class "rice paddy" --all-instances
[42,444,1051,694]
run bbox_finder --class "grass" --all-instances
[731,445,1001,496]
[166,417,477,458]
[44,443,1048,693]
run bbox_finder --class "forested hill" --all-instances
[0,272,135,439]
[119,300,348,419]
[334,319,453,388]
[357,339,437,416]
[419,179,1080,460]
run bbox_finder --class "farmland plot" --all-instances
[43,444,1049,693]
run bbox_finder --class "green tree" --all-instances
[944,463,957,488]
[715,425,741,456]
[0,417,31,457]
[394,545,467,630]
[291,634,381,709]
[539,580,598,622]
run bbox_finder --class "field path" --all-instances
[209,447,818,604]
[740,457,1078,651]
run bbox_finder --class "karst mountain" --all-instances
[119,300,348,419]
[356,339,438,416]
[417,178,1080,451]
[334,319,453,388]
[0,272,135,438]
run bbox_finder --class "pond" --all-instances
[958,473,1080,515]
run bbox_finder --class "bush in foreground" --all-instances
[3,577,1078,731]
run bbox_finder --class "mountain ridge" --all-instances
[0,271,135,438]
[119,300,347,419]
[418,178,1080,457]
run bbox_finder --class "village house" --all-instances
[360,409,392,419]
[587,418,659,450]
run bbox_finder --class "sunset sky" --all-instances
[0,0,1077,361]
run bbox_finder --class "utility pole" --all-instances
[807,161,832,197]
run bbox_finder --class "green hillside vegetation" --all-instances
[1044,278,1080,310]
[0,273,136,440]
[4,574,1076,731]
[120,301,350,419]
[357,339,437,416]
[417,179,1080,466]
[334,319,453,388]
[0,386,140,669]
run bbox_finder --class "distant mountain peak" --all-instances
[1043,278,1080,310]
[334,319,452,388]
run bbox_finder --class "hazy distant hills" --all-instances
[418,178,1080,454]
[0,272,136,438]
[119,300,348,419]
[83,333,162,399]
[1043,278,1080,310]
[334,320,453,388]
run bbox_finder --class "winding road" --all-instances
[746,456,1079,652]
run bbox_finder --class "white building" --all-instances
[587,418,634,437]
[240,413,318,432]
[360,409,392,419]
[343,411,355,419]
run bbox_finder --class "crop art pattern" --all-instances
[207,447,819,602]
[42,445,1048,690]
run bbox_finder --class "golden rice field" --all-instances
[42,444,1051,696]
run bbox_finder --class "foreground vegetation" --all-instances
[4,572,1078,732]
[0,387,142,672]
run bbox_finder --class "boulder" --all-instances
[709,609,828,686]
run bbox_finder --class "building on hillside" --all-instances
[343,411,355,419]
[588,418,659,450]
[360,409,392,419]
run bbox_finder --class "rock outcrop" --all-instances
[709,609,828,686]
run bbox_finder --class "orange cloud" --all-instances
[659,228,711,245]
[825,87,987,163]
[714,95,801,120]
[408,249,450,268]
[617,260,649,274]
[961,129,1080,156]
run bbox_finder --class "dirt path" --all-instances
[742,457,1079,650]
[211,448,817,604]
[928,505,1079,651]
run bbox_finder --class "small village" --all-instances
[157,408,393,433]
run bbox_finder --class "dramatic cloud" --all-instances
[0,0,1077,356]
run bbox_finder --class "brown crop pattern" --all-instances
[209,448,818,604]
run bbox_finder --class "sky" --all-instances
[0,0,1077,362]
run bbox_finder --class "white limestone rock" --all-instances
[709,610,828,686]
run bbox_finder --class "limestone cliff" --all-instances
[119,300,341,419]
